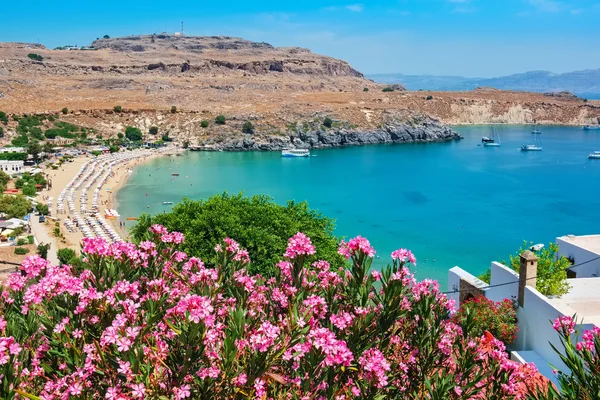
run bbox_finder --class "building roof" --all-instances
[549,277,600,327]
[557,234,600,256]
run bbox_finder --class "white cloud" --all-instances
[527,0,564,13]
[324,4,364,13]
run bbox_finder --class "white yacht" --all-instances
[484,128,501,147]
[589,151,600,159]
[521,144,542,152]
[281,148,310,157]
[584,125,600,131]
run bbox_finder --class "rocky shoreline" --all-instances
[195,117,462,152]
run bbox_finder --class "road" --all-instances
[30,216,60,266]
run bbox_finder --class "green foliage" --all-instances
[453,297,519,345]
[182,140,190,149]
[161,133,173,142]
[27,141,42,162]
[323,117,333,129]
[61,107,68,115]
[43,142,55,155]
[149,126,159,135]
[125,126,143,141]
[113,105,122,113]
[21,183,37,196]
[363,87,369,92]
[16,238,28,246]
[91,150,102,157]
[29,127,45,141]
[479,241,571,297]
[131,193,344,276]
[109,145,120,153]
[14,179,24,189]
[382,87,394,92]
[27,53,43,62]
[57,248,78,265]
[37,242,50,259]
[201,120,209,128]
[36,204,49,216]
[54,121,80,132]
[0,111,8,124]
[0,153,27,161]
[215,115,226,125]
[426,95,434,100]
[0,170,10,192]
[11,135,29,147]
[242,121,255,134]
[14,247,30,255]
[171,105,177,114]
[0,126,3,138]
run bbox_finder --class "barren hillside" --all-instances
[0,35,599,146]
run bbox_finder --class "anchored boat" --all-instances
[584,125,600,131]
[481,136,495,143]
[281,148,310,158]
[484,128,501,147]
[589,151,600,159]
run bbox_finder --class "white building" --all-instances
[0,160,24,175]
[448,235,600,386]
[0,147,26,154]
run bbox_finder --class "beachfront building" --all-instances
[0,147,26,154]
[0,160,24,175]
[448,234,600,386]
[47,138,74,146]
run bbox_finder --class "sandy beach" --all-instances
[34,147,182,255]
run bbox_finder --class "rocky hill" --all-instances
[0,35,599,149]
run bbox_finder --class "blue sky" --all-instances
[2,0,599,77]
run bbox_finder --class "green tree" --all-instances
[201,120,209,128]
[149,126,159,135]
[113,105,122,113]
[215,115,226,125]
[125,126,143,141]
[43,142,55,155]
[28,53,43,62]
[22,183,37,197]
[171,106,177,114]
[363,87,369,92]
[479,241,571,297]
[0,170,10,192]
[37,243,50,260]
[242,121,255,134]
[0,111,8,124]
[109,145,120,153]
[36,204,49,216]
[323,117,333,128]
[182,140,190,149]
[382,87,394,92]
[0,195,32,218]
[27,141,42,163]
[61,107,68,115]
[57,248,78,265]
[14,179,25,189]
[0,126,3,138]
[131,193,344,276]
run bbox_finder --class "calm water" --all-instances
[117,125,600,283]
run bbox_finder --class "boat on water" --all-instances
[162,201,174,205]
[521,144,542,151]
[484,128,501,147]
[171,173,180,176]
[589,151,600,159]
[481,136,495,143]
[584,125,600,131]
[281,148,310,157]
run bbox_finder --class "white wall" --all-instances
[447,266,489,306]
[487,261,519,303]
[556,237,600,277]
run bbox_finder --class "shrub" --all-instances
[149,126,159,135]
[201,119,209,128]
[16,238,28,246]
[28,53,43,62]
[113,105,122,113]
[57,247,78,265]
[161,133,173,142]
[426,95,433,100]
[36,204,49,216]
[0,153,27,161]
[11,134,29,147]
[131,194,344,276]
[242,121,255,134]
[323,117,333,128]
[61,107,68,114]
[382,87,394,92]
[103,34,110,39]
[124,126,143,141]
[53,227,60,237]
[37,242,50,259]
[0,195,33,218]
[0,228,543,399]
[183,140,190,149]
[0,126,3,138]
[28,235,34,244]
[21,183,37,196]
[479,241,571,297]
[215,115,226,125]
[0,111,7,125]
[453,296,519,345]
[14,247,29,255]
[171,105,177,114]
[109,145,120,153]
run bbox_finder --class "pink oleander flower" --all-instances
[359,348,391,388]
[338,236,375,259]
[130,383,146,398]
[390,248,416,264]
[553,316,576,335]
[250,321,281,352]
[309,327,354,367]
[254,378,266,400]
[233,373,247,386]
[284,232,316,259]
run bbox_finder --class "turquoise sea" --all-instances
[117,125,600,284]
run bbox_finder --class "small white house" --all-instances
[0,147,26,154]
[0,160,24,175]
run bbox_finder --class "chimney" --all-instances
[518,250,538,307]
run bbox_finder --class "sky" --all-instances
[1,0,600,77]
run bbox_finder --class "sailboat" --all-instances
[521,132,542,151]
[484,128,501,147]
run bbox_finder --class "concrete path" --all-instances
[30,216,60,266]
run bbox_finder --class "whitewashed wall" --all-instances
[556,237,600,277]
[487,262,519,303]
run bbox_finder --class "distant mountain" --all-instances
[368,69,600,97]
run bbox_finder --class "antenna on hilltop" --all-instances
[181,21,184,36]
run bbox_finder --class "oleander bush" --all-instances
[0,226,544,399]
[453,296,519,345]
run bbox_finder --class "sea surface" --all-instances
[117,125,600,284]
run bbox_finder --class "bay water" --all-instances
[117,125,600,284]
